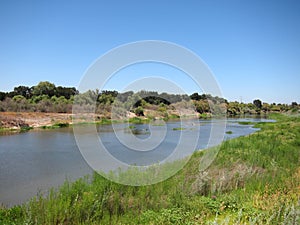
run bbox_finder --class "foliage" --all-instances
[128,117,150,124]
[172,127,185,130]
[41,122,69,129]
[238,121,255,125]
[253,99,262,109]
[134,106,144,116]
[0,82,76,113]
[32,81,56,97]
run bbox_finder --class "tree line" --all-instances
[0,82,77,113]
[0,81,77,101]
[0,81,298,116]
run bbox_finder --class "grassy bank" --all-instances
[0,113,299,224]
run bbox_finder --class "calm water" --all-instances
[0,118,272,206]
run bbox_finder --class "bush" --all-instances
[134,106,144,116]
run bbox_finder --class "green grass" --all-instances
[167,114,180,120]
[20,126,33,132]
[41,122,69,129]
[172,127,186,131]
[238,121,255,125]
[0,127,16,132]
[199,113,211,119]
[96,118,114,125]
[1,113,299,224]
[225,130,233,134]
[0,126,33,133]
[128,117,150,124]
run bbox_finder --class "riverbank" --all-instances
[0,111,200,132]
[1,109,295,133]
[0,112,72,130]
[0,113,299,224]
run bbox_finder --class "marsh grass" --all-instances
[0,127,17,133]
[128,117,150,124]
[1,113,299,224]
[172,127,186,131]
[238,121,255,125]
[41,122,69,129]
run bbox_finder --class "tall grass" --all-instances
[0,113,299,224]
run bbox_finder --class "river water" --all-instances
[0,118,272,207]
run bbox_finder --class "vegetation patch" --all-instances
[128,117,150,124]
[151,123,164,126]
[96,118,112,125]
[41,122,69,129]
[225,130,233,134]
[199,113,211,119]
[54,122,69,128]
[168,114,180,119]
[0,127,17,133]
[20,126,33,132]
[238,121,255,125]
[172,127,186,131]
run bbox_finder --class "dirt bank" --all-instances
[0,108,199,131]
[0,112,73,129]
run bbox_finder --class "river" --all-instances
[0,117,272,207]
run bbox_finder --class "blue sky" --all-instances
[0,0,299,103]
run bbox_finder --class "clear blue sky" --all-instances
[0,0,299,103]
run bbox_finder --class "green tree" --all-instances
[227,101,240,115]
[12,95,26,103]
[0,92,6,101]
[30,94,50,104]
[98,93,115,105]
[12,86,32,98]
[291,102,298,107]
[262,102,270,112]
[253,99,262,109]
[194,100,210,113]
[74,91,97,106]
[56,86,77,99]
[32,81,56,97]
[12,95,30,111]
[124,93,141,110]
[134,106,144,116]
[190,93,201,101]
